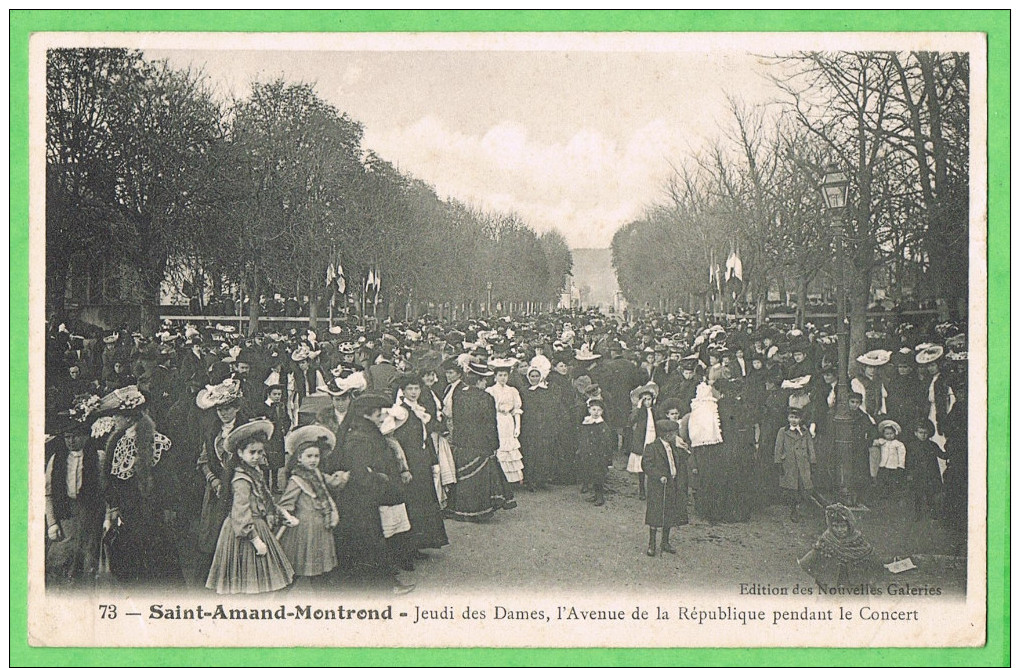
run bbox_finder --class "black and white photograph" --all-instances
[29,30,987,647]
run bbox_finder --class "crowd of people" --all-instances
[43,307,970,594]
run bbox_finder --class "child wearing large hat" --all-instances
[276,425,341,579]
[205,419,297,594]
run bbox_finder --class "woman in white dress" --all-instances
[485,359,524,485]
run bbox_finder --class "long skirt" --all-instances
[206,517,294,594]
[494,412,525,483]
[694,442,739,523]
[447,451,511,521]
[432,433,457,486]
[106,481,183,586]
[278,496,337,577]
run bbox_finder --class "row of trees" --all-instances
[47,48,573,333]
[612,51,970,359]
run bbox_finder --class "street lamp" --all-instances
[820,166,853,505]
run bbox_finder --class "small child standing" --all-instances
[643,419,688,556]
[905,419,945,520]
[277,425,341,580]
[205,420,297,594]
[874,420,907,496]
[577,399,616,506]
[774,407,816,522]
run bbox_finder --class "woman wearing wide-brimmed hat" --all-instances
[851,349,890,420]
[392,375,450,557]
[915,343,955,457]
[446,362,515,519]
[91,385,183,585]
[333,393,416,594]
[44,396,106,585]
[194,378,246,583]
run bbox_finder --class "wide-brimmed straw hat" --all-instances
[856,349,891,367]
[781,375,812,390]
[915,344,944,365]
[630,382,659,405]
[224,419,274,454]
[466,361,494,377]
[97,385,146,413]
[196,379,242,410]
[284,424,336,457]
[322,371,368,397]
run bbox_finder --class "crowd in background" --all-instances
[44,307,970,593]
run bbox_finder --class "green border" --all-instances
[9,10,1009,667]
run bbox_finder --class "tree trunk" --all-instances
[308,294,319,332]
[796,276,808,329]
[247,276,262,336]
[847,265,872,378]
[138,263,165,336]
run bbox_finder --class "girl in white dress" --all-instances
[485,361,525,484]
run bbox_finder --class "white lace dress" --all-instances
[485,383,525,483]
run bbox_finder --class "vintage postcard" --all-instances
[21,21,997,654]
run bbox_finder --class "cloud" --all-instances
[363,116,696,248]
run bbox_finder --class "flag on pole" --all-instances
[326,262,336,288]
[336,259,346,294]
[725,247,744,298]
[708,251,718,301]
[367,267,375,293]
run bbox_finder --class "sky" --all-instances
[148,44,779,249]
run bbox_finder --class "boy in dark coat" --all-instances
[643,419,689,557]
[577,399,615,506]
[905,419,946,520]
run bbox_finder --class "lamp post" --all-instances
[820,166,852,505]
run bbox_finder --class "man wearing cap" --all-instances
[661,357,701,415]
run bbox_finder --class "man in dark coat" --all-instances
[591,341,645,453]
